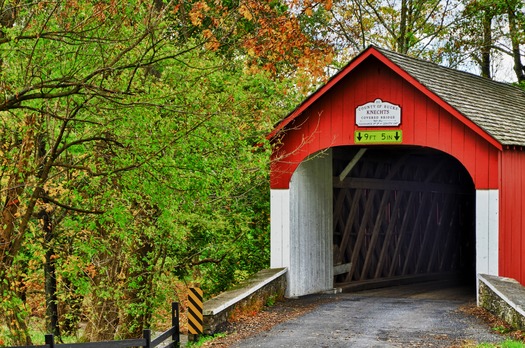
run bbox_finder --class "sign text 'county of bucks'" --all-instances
[355,99,401,127]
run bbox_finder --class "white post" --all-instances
[270,189,291,269]
[476,189,499,303]
[287,150,333,297]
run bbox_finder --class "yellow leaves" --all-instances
[239,4,253,20]
[305,7,313,16]
[206,38,221,51]
[291,0,332,14]
[202,29,220,50]
[202,29,213,39]
[189,1,211,26]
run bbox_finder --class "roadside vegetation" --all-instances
[1,0,524,346]
[475,340,525,348]
[0,0,332,344]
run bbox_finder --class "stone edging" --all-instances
[478,274,525,330]
[203,268,287,334]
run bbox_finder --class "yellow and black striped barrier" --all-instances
[187,287,203,335]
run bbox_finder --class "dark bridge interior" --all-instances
[332,146,476,291]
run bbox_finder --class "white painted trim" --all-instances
[476,190,499,303]
[270,189,290,269]
[487,190,499,276]
[476,190,499,277]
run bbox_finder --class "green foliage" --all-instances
[493,326,514,334]
[0,0,324,343]
[476,340,525,348]
[325,0,457,61]
[0,0,317,343]
[187,333,228,347]
[265,294,278,307]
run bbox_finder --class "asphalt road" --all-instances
[232,282,504,348]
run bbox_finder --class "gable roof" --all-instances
[270,46,525,148]
[377,47,525,147]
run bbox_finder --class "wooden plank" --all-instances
[345,188,379,281]
[426,195,457,273]
[344,156,406,281]
[414,194,440,273]
[333,188,347,248]
[334,262,353,275]
[438,206,459,272]
[392,158,446,276]
[337,272,461,293]
[374,190,405,278]
[360,189,392,279]
[338,148,367,181]
[401,191,432,275]
[334,177,470,194]
[151,327,176,347]
[335,188,364,265]
[388,189,418,277]
[56,339,147,348]
[341,154,408,281]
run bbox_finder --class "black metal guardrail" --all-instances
[8,302,180,348]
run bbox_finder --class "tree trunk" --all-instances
[480,10,493,79]
[508,3,525,83]
[397,0,408,54]
[43,213,60,336]
[58,279,83,336]
[0,115,36,345]
[84,225,123,341]
[37,131,61,337]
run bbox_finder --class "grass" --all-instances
[475,340,525,347]
[493,326,515,335]
[186,333,227,347]
[0,323,79,346]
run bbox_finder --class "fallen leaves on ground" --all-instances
[202,295,338,347]
[458,303,525,343]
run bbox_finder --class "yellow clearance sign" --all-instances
[188,287,203,335]
[354,130,402,144]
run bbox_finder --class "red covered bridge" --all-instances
[268,46,525,298]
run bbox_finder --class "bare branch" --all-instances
[40,194,104,215]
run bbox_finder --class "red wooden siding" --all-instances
[499,148,525,283]
[271,56,500,189]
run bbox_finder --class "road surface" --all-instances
[232,282,504,347]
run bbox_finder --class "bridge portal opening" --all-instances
[333,146,476,292]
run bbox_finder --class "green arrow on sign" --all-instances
[354,130,403,144]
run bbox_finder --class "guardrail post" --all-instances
[45,334,55,348]
[172,302,180,347]
[143,329,151,348]
[188,287,203,342]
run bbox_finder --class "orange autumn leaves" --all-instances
[189,0,334,86]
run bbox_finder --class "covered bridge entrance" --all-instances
[269,46,525,298]
[332,146,475,289]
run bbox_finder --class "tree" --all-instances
[0,0,333,344]
[326,0,459,61]
[447,0,525,82]
[506,0,525,83]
